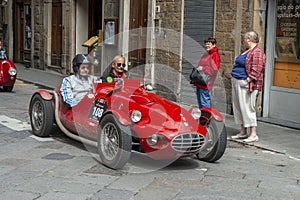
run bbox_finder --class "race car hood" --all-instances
[130,93,156,104]
[130,89,188,119]
[130,90,199,132]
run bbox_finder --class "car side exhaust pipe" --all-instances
[53,91,98,147]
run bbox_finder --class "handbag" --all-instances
[189,68,211,86]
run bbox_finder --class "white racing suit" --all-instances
[60,74,99,107]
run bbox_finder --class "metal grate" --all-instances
[171,133,205,153]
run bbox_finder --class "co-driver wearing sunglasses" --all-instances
[101,55,129,83]
[112,57,126,74]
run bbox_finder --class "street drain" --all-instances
[42,153,75,160]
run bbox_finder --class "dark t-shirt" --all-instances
[101,67,129,83]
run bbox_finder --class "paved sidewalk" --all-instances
[16,63,300,160]
[15,63,64,90]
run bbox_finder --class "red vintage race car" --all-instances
[29,78,227,169]
[0,50,17,92]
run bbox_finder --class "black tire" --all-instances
[98,114,132,169]
[197,119,227,162]
[29,94,54,137]
[3,86,13,92]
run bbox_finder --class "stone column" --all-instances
[32,0,45,70]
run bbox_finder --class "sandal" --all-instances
[231,134,248,139]
[243,135,259,143]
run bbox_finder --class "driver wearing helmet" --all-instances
[60,54,99,107]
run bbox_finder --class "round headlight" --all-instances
[191,107,201,120]
[131,110,142,123]
[146,134,159,146]
[8,67,17,76]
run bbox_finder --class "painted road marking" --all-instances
[0,115,31,131]
[14,83,29,86]
[30,135,54,142]
[0,115,54,142]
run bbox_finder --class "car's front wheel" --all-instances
[29,94,54,137]
[98,114,132,169]
[3,86,13,92]
[197,119,227,162]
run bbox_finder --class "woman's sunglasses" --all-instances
[116,63,126,67]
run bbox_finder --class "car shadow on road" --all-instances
[128,152,201,171]
[43,125,215,173]
[48,124,92,151]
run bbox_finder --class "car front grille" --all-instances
[171,133,205,153]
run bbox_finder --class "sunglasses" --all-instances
[116,63,126,67]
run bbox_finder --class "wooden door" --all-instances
[128,0,148,69]
[88,0,102,38]
[14,2,25,62]
[14,1,31,64]
[88,0,102,74]
[51,1,62,66]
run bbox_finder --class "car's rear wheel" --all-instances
[98,114,132,169]
[3,86,13,92]
[29,94,54,137]
[197,119,227,162]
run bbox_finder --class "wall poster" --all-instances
[276,0,300,63]
[104,19,118,45]
[274,0,300,89]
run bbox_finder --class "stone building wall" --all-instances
[155,0,182,71]
[214,0,255,114]
[103,0,119,18]
[28,0,264,113]
[154,0,183,101]
[31,0,73,73]
[32,0,44,70]
[153,0,259,110]
[61,0,73,74]
[102,0,120,68]
[0,1,10,57]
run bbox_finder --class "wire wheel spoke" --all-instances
[102,123,119,160]
[32,101,44,130]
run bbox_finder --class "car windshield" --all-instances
[96,58,149,86]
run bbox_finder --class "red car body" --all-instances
[0,57,17,92]
[29,78,227,169]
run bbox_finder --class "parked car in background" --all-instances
[0,50,17,92]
